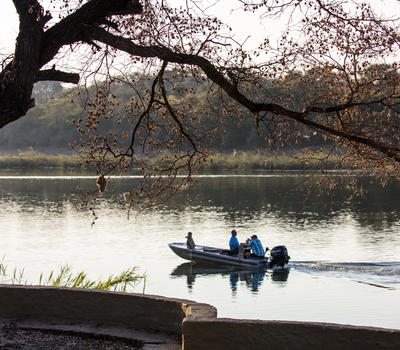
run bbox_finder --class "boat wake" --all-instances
[293,261,400,275]
[291,261,400,290]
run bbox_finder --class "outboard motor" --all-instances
[269,245,290,268]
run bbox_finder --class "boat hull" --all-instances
[169,243,272,268]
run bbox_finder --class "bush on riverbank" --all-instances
[0,149,342,171]
[0,149,82,169]
[208,151,341,171]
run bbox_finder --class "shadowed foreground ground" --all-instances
[0,320,180,350]
[0,324,142,349]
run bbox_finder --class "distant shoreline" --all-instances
[0,150,342,171]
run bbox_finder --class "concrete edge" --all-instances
[182,302,218,320]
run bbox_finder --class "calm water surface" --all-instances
[0,172,399,329]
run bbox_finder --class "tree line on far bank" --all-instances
[0,75,332,155]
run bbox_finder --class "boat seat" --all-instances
[204,248,222,253]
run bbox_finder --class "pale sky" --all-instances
[0,1,18,52]
[1,0,400,55]
[0,0,270,53]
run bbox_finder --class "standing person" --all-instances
[229,229,240,255]
[186,232,195,249]
[249,235,265,258]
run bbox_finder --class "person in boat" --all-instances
[186,231,195,249]
[249,234,265,258]
[229,229,240,255]
[244,238,252,258]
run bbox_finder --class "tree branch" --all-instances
[40,0,142,67]
[36,69,80,84]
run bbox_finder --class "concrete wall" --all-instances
[182,317,400,350]
[0,285,399,350]
[0,285,191,335]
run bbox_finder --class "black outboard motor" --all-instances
[269,245,290,268]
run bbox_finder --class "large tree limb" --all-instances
[40,0,142,67]
[86,26,400,162]
[36,69,80,84]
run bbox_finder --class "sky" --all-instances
[1,0,400,55]
[0,1,18,52]
[0,0,269,53]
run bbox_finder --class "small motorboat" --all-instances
[168,243,290,269]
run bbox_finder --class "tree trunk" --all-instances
[0,0,44,128]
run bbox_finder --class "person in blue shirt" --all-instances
[229,229,240,255]
[249,234,265,258]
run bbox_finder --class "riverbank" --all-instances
[0,150,81,169]
[0,150,341,171]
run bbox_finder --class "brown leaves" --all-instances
[96,174,107,195]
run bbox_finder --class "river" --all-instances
[0,171,399,329]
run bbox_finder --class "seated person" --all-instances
[229,229,240,255]
[186,232,195,249]
[249,235,265,258]
[244,238,251,258]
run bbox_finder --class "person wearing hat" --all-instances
[229,229,240,255]
[186,232,195,249]
[249,234,265,258]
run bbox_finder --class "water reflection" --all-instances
[1,174,400,234]
[170,262,289,293]
[1,173,400,262]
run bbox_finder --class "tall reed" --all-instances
[0,257,146,293]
